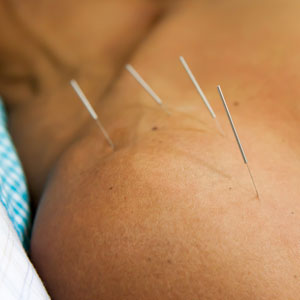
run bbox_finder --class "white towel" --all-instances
[0,203,50,299]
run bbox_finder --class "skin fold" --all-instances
[0,0,167,202]
[1,0,300,299]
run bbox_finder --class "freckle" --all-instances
[233,101,239,106]
[291,211,295,215]
[229,187,232,190]
[147,257,152,262]
[152,126,158,131]
[167,259,172,264]
[294,275,298,279]
[109,186,113,190]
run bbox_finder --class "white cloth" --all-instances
[0,203,50,299]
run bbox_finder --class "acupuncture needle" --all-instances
[125,64,170,114]
[217,85,259,199]
[179,56,224,135]
[70,79,115,150]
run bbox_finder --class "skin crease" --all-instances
[1,0,300,299]
[0,0,168,203]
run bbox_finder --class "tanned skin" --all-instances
[1,0,300,299]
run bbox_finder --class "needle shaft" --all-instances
[180,56,216,119]
[126,64,162,105]
[126,64,169,114]
[217,85,259,198]
[70,79,114,150]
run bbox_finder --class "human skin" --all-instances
[1,0,300,299]
[0,0,168,203]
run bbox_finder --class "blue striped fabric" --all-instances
[0,99,31,250]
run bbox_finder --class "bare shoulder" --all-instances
[30,122,300,299]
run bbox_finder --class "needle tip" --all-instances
[214,118,225,136]
[255,189,260,200]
